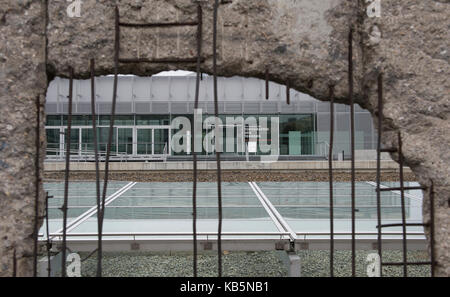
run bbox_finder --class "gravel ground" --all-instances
[44,170,416,183]
[77,250,430,277]
[79,251,287,277]
[297,250,431,277]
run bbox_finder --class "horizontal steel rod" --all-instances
[380,148,398,153]
[119,21,198,28]
[382,261,432,266]
[376,223,428,228]
[377,186,426,192]
[119,58,205,64]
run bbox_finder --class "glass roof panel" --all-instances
[40,181,425,241]
[41,181,128,234]
[255,181,424,235]
[67,182,280,237]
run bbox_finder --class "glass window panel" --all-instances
[154,129,169,154]
[46,115,62,126]
[116,115,134,126]
[99,115,110,126]
[118,128,133,154]
[81,128,94,154]
[98,127,117,154]
[64,128,79,155]
[137,129,152,155]
[46,129,60,156]
[63,115,92,126]
[279,114,315,155]
[99,115,134,126]
[136,115,170,126]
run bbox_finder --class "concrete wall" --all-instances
[1,0,448,276]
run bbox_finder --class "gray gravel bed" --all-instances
[297,250,431,277]
[77,250,430,277]
[80,251,287,277]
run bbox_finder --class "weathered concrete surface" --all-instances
[361,0,450,276]
[0,0,47,276]
[0,0,448,276]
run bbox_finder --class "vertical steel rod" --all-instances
[348,27,356,277]
[376,73,383,276]
[429,180,435,277]
[397,131,408,277]
[90,59,101,277]
[45,193,52,277]
[286,80,290,105]
[13,249,17,277]
[213,0,223,277]
[98,6,120,276]
[33,95,41,277]
[265,67,269,100]
[61,66,74,277]
[192,3,202,278]
[328,85,335,277]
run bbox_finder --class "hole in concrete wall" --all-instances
[39,71,428,278]
[44,71,381,161]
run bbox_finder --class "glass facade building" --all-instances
[45,75,376,160]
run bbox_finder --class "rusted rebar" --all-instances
[286,80,290,105]
[213,0,223,277]
[348,27,356,277]
[375,73,435,277]
[97,6,120,277]
[61,66,74,277]
[13,249,17,277]
[328,85,335,277]
[119,57,204,64]
[119,21,198,28]
[376,72,383,276]
[397,132,408,277]
[45,192,52,277]
[377,186,426,192]
[429,180,435,277]
[117,9,205,65]
[90,59,102,277]
[33,95,41,277]
[192,3,203,278]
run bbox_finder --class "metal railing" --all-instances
[45,142,169,161]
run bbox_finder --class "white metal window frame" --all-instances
[46,125,172,158]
